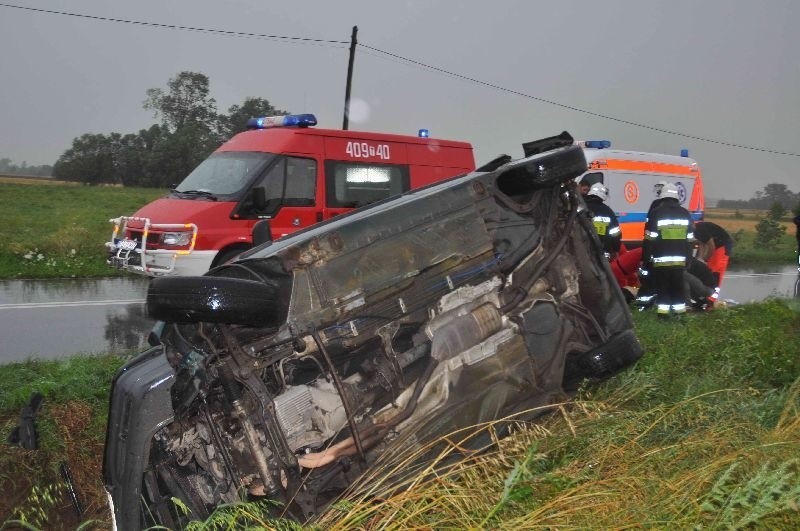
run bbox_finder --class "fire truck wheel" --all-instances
[211,246,250,268]
[146,276,281,328]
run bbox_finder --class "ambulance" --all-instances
[576,140,705,245]
[106,114,475,276]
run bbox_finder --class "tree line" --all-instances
[717,183,800,212]
[52,71,286,188]
[0,158,53,177]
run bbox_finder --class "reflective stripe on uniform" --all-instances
[672,303,687,314]
[608,226,621,235]
[652,255,687,267]
[657,219,689,226]
[645,230,659,239]
[661,227,689,240]
[657,304,671,314]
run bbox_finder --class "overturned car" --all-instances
[103,134,643,528]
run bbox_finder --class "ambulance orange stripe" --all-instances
[589,159,699,176]
[689,173,704,211]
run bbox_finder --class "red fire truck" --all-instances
[107,114,475,276]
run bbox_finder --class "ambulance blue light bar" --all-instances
[680,149,689,157]
[246,114,318,130]
[584,140,611,149]
[418,129,430,138]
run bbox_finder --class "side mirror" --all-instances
[252,219,272,247]
[251,186,267,211]
[147,321,165,347]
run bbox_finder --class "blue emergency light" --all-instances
[418,129,430,138]
[584,140,611,149]
[680,149,689,157]
[246,113,318,130]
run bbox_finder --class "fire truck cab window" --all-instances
[176,152,274,196]
[284,157,317,206]
[325,161,409,208]
[257,156,317,208]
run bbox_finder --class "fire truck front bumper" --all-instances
[106,246,217,277]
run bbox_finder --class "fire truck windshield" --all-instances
[174,152,276,197]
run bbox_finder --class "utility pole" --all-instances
[342,25,358,130]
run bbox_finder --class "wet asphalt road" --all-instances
[0,277,151,363]
[0,265,797,364]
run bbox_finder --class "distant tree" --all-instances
[54,71,287,186]
[763,183,789,206]
[221,97,287,138]
[144,71,219,132]
[768,201,786,221]
[717,199,748,209]
[0,156,53,176]
[718,182,798,211]
[141,71,228,184]
[755,201,787,249]
[112,126,170,187]
[146,126,217,188]
[53,133,115,184]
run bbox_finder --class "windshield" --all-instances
[175,152,275,197]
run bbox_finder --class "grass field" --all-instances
[704,208,797,264]
[1,300,798,529]
[0,175,77,186]
[0,182,164,278]
[705,207,796,233]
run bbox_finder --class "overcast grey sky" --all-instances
[1,0,798,200]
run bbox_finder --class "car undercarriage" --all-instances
[103,134,643,529]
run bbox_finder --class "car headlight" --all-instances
[161,232,192,246]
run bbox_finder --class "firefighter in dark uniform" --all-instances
[634,180,670,308]
[585,183,621,259]
[642,182,694,317]
[646,180,670,220]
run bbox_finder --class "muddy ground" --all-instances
[1,402,111,530]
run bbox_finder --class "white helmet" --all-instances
[653,180,669,198]
[587,183,608,201]
[661,182,680,200]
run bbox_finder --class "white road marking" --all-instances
[726,272,798,279]
[0,299,146,310]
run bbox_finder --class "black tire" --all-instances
[146,276,283,328]
[563,330,644,389]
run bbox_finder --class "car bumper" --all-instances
[103,347,176,530]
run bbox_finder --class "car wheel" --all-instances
[563,330,643,389]
[146,276,282,328]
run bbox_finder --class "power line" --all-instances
[359,43,800,158]
[2,2,797,157]
[0,2,349,46]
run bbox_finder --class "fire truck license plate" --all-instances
[118,239,138,251]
